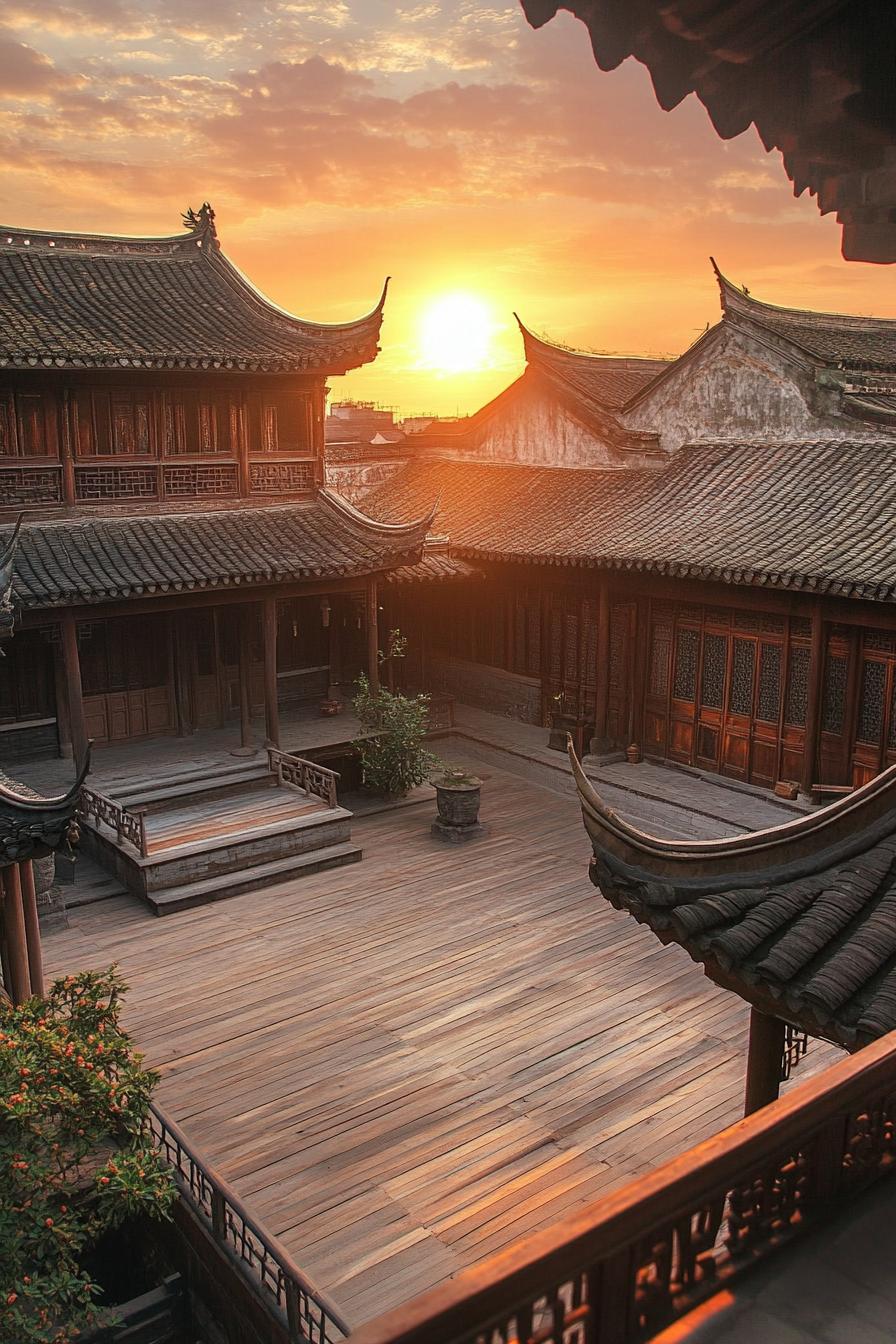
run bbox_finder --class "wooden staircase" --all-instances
[78,750,361,915]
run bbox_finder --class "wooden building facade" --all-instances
[0,205,428,762]
[363,274,896,794]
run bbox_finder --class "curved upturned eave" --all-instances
[0,745,91,812]
[568,739,896,883]
[319,487,438,539]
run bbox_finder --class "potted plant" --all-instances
[430,766,487,842]
[352,673,439,798]
[1,966,177,1344]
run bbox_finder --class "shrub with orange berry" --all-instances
[1,967,176,1344]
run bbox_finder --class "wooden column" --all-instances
[238,606,253,749]
[263,598,280,748]
[367,579,380,692]
[60,388,76,506]
[52,641,73,759]
[172,616,194,736]
[20,861,43,999]
[801,599,825,795]
[60,613,88,769]
[2,864,31,1005]
[744,1007,786,1115]
[591,577,611,753]
[327,598,341,699]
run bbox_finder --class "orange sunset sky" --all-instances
[4,1,894,416]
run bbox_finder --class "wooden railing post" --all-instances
[211,1187,227,1241]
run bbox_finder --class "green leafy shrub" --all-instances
[1,967,176,1344]
[352,673,440,797]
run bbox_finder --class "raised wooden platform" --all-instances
[80,761,361,915]
[45,759,842,1327]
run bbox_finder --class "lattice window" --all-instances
[790,616,812,639]
[609,605,629,694]
[75,466,157,501]
[858,659,887,744]
[262,405,278,452]
[526,597,540,678]
[564,612,578,684]
[549,600,563,681]
[734,612,761,633]
[649,619,672,699]
[0,467,61,505]
[0,393,16,455]
[111,392,151,454]
[761,615,785,634]
[757,643,782,724]
[784,647,810,727]
[679,604,701,621]
[865,631,896,654]
[822,653,848,734]
[163,464,238,498]
[249,461,313,493]
[729,638,756,716]
[705,607,731,627]
[583,602,598,690]
[700,633,727,709]
[673,628,698,702]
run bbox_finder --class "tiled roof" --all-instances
[382,554,483,585]
[717,266,896,370]
[0,208,386,373]
[572,752,896,1049]
[361,441,896,600]
[518,321,670,409]
[4,492,429,608]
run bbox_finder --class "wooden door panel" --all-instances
[84,696,109,743]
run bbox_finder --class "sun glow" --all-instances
[419,293,494,373]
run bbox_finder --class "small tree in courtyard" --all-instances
[352,673,440,796]
[0,967,176,1344]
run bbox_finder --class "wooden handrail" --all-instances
[267,747,340,809]
[149,1103,349,1343]
[350,1031,896,1344]
[78,785,147,857]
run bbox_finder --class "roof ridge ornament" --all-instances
[181,203,218,245]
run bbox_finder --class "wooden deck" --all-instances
[43,759,841,1328]
[143,787,326,854]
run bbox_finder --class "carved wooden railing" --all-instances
[268,748,339,809]
[148,1104,348,1344]
[350,1032,896,1344]
[78,785,148,857]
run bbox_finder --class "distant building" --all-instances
[358,267,896,794]
[0,206,427,759]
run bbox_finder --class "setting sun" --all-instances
[419,293,494,373]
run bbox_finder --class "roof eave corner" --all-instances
[319,486,437,541]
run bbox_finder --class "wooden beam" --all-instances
[20,861,43,999]
[591,576,611,753]
[60,613,88,769]
[801,598,825,794]
[744,1007,785,1115]
[263,598,280,748]
[367,579,380,692]
[2,864,31,1005]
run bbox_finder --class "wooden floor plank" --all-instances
[43,757,842,1328]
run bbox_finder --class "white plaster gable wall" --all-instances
[445,384,624,469]
[625,326,894,453]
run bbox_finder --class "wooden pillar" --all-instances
[60,388,76,506]
[172,616,194,736]
[2,864,31,1005]
[744,1007,786,1115]
[327,598,341,698]
[20,861,43,999]
[263,598,280,748]
[60,613,88,769]
[52,640,73,759]
[367,579,380,692]
[801,600,825,795]
[238,605,253,749]
[591,577,611,753]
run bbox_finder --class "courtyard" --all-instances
[42,749,841,1328]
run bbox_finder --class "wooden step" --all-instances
[146,841,363,915]
[111,763,274,810]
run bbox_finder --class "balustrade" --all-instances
[350,1031,896,1344]
[78,785,147,856]
[149,1105,348,1344]
[268,747,340,808]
